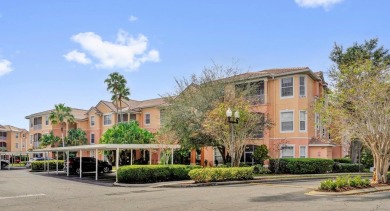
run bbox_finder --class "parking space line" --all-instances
[0,193,46,200]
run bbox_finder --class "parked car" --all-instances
[25,157,53,168]
[1,160,9,168]
[64,157,112,175]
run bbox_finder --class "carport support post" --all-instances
[116,148,119,183]
[95,149,98,181]
[43,153,46,172]
[149,148,152,165]
[130,149,133,165]
[47,152,50,174]
[80,149,82,179]
[56,151,58,175]
[66,151,69,177]
[171,148,174,165]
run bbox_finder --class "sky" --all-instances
[0,0,389,129]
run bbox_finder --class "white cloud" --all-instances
[67,30,160,71]
[295,0,343,9]
[63,50,91,64]
[0,59,13,77]
[129,15,138,22]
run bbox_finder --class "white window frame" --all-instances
[299,75,306,97]
[45,115,49,125]
[30,135,33,144]
[280,144,295,158]
[299,145,307,158]
[280,77,294,99]
[144,113,151,125]
[299,110,307,132]
[16,133,19,139]
[280,110,294,133]
[103,113,112,126]
[90,133,95,144]
[90,115,95,127]
[15,143,19,149]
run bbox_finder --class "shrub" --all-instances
[31,160,64,171]
[253,164,271,174]
[333,158,352,164]
[269,158,334,174]
[117,165,201,184]
[319,175,371,191]
[333,163,363,173]
[188,167,253,183]
[252,145,270,165]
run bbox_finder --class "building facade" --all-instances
[196,67,342,166]
[0,125,29,153]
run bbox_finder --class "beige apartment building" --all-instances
[0,125,29,153]
[25,67,342,165]
[196,67,342,166]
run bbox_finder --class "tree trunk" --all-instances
[372,153,389,184]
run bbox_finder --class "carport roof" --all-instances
[32,144,181,152]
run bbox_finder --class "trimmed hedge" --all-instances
[31,160,64,171]
[269,158,334,174]
[188,167,254,183]
[333,158,352,164]
[319,175,370,191]
[117,165,201,184]
[333,163,364,173]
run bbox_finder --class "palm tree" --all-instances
[104,72,130,123]
[66,129,87,146]
[40,132,61,148]
[49,103,75,147]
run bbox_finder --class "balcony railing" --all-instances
[245,94,265,105]
[33,124,42,130]
[0,136,6,140]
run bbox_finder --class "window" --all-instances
[145,113,151,125]
[280,111,294,132]
[118,113,129,123]
[90,116,95,126]
[22,142,25,148]
[299,76,306,97]
[213,147,224,166]
[16,133,19,139]
[130,114,136,121]
[45,116,49,125]
[252,113,265,138]
[30,135,33,144]
[235,81,265,104]
[281,77,293,98]
[281,145,294,158]
[16,143,19,149]
[0,142,6,148]
[299,111,307,132]
[0,132,6,140]
[299,146,307,158]
[103,114,112,125]
[30,119,33,128]
[160,110,166,125]
[90,133,95,144]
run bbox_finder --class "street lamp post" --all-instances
[226,108,239,167]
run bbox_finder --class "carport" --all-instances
[0,151,42,170]
[32,144,181,182]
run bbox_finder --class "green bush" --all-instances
[188,167,253,183]
[333,163,363,173]
[333,158,352,164]
[253,164,271,174]
[252,145,270,165]
[319,175,371,191]
[117,165,201,184]
[31,160,64,171]
[269,158,334,174]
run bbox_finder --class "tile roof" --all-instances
[25,108,88,120]
[0,125,27,132]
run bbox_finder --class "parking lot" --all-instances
[1,169,390,211]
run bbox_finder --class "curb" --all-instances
[306,186,390,196]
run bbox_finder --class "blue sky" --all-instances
[0,0,389,129]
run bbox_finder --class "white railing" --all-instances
[246,94,265,105]
[33,124,42,130]
[0,136,6,140]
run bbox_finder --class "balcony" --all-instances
[33,124,42,130]
[246,94,265,105]
[0,136,6,141]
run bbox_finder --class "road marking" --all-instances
[0,193,46,200]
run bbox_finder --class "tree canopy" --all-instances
[40,132,61,148]
[49,103,75,147]
[104,72,130,123]
[101,121,154,144]
[66,128,88,146]
[325,38,390,184]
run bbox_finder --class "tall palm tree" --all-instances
[104,72,130,123]
[66,129,87,146]
[49,103,75,147]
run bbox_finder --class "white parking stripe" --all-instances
[0,193,46,200]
